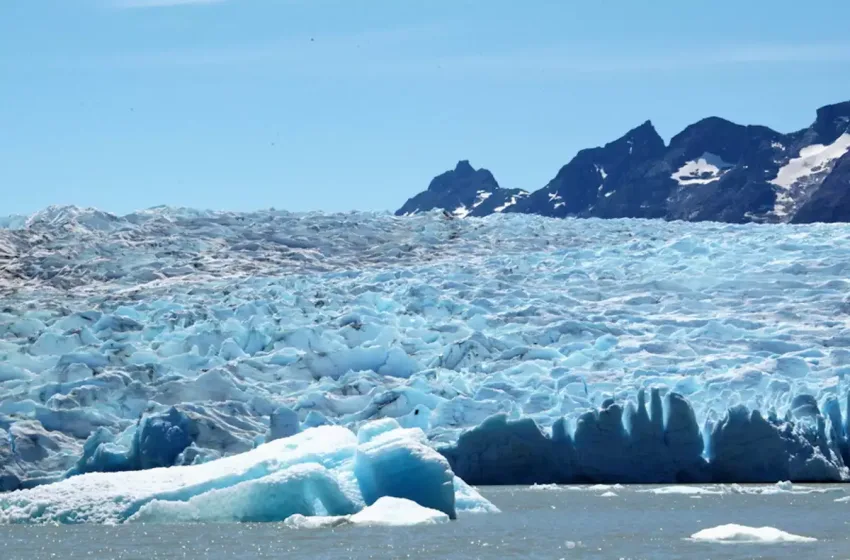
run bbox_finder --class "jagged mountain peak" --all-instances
[396,161,526,218]
[426,160,498,194]
[629,119,658,137]
[600,120,666,163]
[813,100,850,142]
[453,159,476,175]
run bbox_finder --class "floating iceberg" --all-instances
[0,421,496,524]
[347,496,450,526]
[689,524,817,544]
[283,497,448,529]
[3,207,850,489]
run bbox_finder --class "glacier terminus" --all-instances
[3,206,850,523]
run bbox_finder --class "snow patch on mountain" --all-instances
[772,134,850,189]
[770,133,850,217]
[452,205,471,218]
[594,164,608,180]
[493,192,526,213]
[671,153,734,186]
[548,192,564,209]
[472,191,492,209]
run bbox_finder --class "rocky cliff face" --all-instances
[396,100,850,223]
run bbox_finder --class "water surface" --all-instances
[3,485,849,559]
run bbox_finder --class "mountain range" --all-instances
[396,100,850,223]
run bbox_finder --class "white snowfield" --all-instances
[671,152,734,186]
[771,133,850,189]
[689,524,817,544]
[3,206,850,510]
[771,133,850,217]
[493,192,526,213]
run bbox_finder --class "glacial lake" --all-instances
[3,484,849,559]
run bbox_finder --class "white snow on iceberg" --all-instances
[284,496,449,529]
[348,496,449,526]
[283,497,448,529]
[689,524,817,544]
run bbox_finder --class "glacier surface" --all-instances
[3,205,850,503]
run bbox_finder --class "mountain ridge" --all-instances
[396,100,850,223]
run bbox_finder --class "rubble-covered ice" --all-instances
[3,206,850,497]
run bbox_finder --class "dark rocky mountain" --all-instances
[395,160,528,218]
[396,100,850,223]
[793,151,850,223]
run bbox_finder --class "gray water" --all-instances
[3,485,849,559]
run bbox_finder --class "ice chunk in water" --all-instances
[282,496,449,529]
[689,524,817,543]
[348,496,449,526]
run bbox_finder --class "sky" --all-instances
[2,0,850,216]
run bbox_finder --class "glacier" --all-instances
[3,205,850,520]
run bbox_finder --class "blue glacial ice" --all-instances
[3,205,850,516]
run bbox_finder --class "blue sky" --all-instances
[2,0,850,215]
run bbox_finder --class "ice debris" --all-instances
[641,482,841,496]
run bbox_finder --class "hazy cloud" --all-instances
[5,22,849,81]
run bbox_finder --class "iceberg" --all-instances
[3,207,850,490]
[689,524,817,544]
[347,496,449,526]
[0,422,495,524]
[283,497,449,529]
